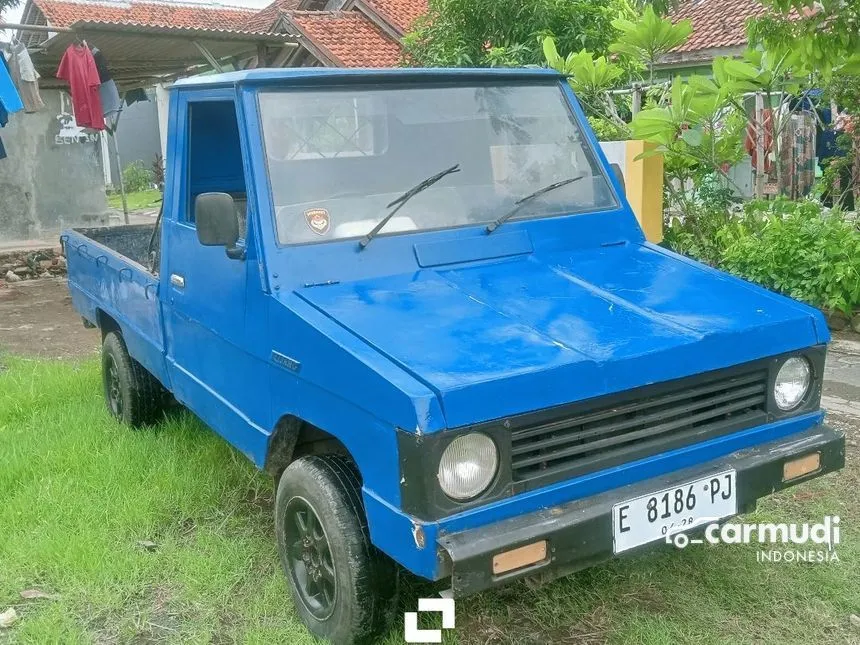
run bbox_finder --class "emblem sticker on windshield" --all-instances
[304,208,330,235]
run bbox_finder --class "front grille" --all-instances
[511,368,769,485]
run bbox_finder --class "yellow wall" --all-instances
[624,140,664,243]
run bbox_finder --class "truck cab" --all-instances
[64,68,844,645]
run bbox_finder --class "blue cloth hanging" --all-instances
[0,52,24,114]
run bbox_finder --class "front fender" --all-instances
[266,294,445,508]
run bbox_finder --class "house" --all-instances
[0,0,427,241]
[237,0,427,68]
[16,0,260,46]
[660,0,768,75]
[0,0,426,241]
[14,0,428,72]
[1,0,292,240]
[660,0,823,199]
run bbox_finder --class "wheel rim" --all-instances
[284,497,337,620]
[104,354,122,418]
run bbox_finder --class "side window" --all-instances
[186,100,248,238]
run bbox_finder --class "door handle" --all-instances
[170,273,185,289]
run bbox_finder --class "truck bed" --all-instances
[74,224,157,269]
[63,224,168,388]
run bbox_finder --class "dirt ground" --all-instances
[0,278,98,359]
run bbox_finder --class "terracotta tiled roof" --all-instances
[241,0,301,33]
[669,0,768,53]
[288,10,402,67]
[362,0,427,33]
[33,0,258,32]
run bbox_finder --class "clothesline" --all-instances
[0,31,144,221]
[0,27,45,161]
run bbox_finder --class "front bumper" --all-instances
[438,424,844,597]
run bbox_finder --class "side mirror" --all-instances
[194,192,244,260]
[610,163,626,197]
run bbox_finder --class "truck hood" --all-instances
[296,243,825,429]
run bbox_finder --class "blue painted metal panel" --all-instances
[63,68,834,584]
[414,230,533,267]
[63,230,168,385]
[266,303,408,501]
[364,489,441,578]
[268,294,444,441]
[161,89,272,462]
[298,242,821,429]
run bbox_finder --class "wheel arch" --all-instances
[266,415,357,482]
[95,308,122,339]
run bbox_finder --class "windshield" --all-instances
[259,82,617,245]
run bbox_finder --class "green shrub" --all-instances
[719,200,860,315]
[663,206,734,267]
[588,116,630,141]
[122,161,154,193]
[665,198,860,316]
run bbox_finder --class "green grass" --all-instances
[107,189,162,213]
[1,357,858,644]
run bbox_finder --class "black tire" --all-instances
[275,455,399,645]
[101,331,167,427]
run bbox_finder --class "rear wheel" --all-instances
[101,331,167,427]
[275,455,399,645]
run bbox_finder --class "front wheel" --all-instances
[275,455,399,645]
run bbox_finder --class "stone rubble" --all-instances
[1,247,66,283]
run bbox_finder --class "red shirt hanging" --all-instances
[57,44,104,130]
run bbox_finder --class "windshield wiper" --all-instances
[486,174,586,234]
[359,164,461,249]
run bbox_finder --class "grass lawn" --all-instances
[107,189,162,213]
[1,357,858,644]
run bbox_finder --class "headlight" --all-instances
[437,433,498,501]
[774,357,811,410]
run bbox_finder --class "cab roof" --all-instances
[171,67,564,90]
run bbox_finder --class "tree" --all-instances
[541,8,693,139]
[402,0,626,68]
[543,38,626,125]
[0,0,19,13]
[609,6,692,84]
[630,71,748,216]
[749,0,860,81]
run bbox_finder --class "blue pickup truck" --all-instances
[64,68,844,644]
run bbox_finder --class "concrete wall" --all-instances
[0,89,109,243]
[107,89,161,185]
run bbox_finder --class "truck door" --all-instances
[162,94,271,458]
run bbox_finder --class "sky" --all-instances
[1,0,272,32]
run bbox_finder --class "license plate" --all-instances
[612,470,737,554]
